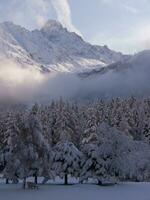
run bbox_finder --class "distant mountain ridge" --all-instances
[0,20,126,73]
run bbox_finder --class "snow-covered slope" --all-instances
[0,20,125,73]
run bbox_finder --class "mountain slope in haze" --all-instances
[0,20,126,73]
[80,50,150,77]
[77,50,150,98]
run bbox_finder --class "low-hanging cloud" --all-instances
[0,59,47,102]
[1,57,150,104]
[0,0,82,35]
[50,0,82,36]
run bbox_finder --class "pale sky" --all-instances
[0,0,150,54]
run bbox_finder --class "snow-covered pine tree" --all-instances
[115,138,150,182]
[80,114,102,184]
[81,108,98,145]
[52,104,74,145]
[52,130,82,185]
[26,104,52,185]
[0,137,5,175]
[96,123,121,184]
[39,105,53,146]
[80,142,102,184]
[3,113,24,185]
[96,122,150,183]
[0,110,21,184]
[3,105,52,188]
[81,122,131,185]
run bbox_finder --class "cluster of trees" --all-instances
[0,97,150,188]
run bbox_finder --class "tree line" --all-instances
[0,97,150,188]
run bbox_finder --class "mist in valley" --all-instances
[0,58,150,104]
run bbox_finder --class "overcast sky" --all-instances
[0,0,150,53]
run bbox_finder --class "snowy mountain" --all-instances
[0,20,125,73]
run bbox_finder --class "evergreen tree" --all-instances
[52,131,82,185]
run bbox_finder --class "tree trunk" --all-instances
[6,178,9,184]
[13,178,19,184]
[22,177,26,189]
[98,180,102,185]
[64,174,68,185]
[34,175,38,184]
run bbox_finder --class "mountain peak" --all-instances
[41,20,64,32]
[0,20,126,74]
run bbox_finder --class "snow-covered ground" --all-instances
[0,178,150,200]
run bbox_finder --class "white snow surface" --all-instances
[0,178,150,200]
